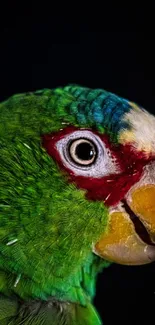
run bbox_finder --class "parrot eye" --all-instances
[68,138,97,166]
[56,130,120,178]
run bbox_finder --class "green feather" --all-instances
[0,87,111,324]
[5,298,101,325]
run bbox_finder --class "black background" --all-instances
[0,5,155,325]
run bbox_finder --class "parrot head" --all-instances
[0,85,155,317]
[41,85,155,266]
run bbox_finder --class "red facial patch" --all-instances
[41,126,152,207]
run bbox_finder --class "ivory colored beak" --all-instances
[94,185,155,265]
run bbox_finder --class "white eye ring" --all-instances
[56,130,120,178]
[68,138,97,166]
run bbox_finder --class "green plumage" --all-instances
[0,87,111,324]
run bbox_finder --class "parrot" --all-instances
[0,84,155,325]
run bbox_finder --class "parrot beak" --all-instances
[94,164,155,265]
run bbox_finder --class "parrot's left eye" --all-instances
[56,130,119,178]
[68,138,97,166]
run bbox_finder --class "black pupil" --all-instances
[75,142,95,161]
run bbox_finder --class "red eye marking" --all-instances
[41,126,151,207]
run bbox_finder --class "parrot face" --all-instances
[0,85,155,323]
[42,91,155,267]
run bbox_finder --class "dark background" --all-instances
[0,6,155,325]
